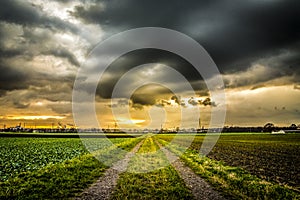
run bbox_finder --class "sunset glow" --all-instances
[4,115,65,120]
[0,0,299,130]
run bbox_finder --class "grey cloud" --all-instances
[71,1,207,28]
[251,84,266,90]
[0,24,80,84]
[294,85,300,90]
[72,0,300,82]
[200,98,216,107]
[49,104,72,114]
[19,27,80,67]
[186,1,300,73]
[0,0,41,26]
[109,99,130,108]
[0,0,79,33]
[0,56,74,101]
[96,49,204,99]
[223,61,295,89]
[187,97,216,107]
[171,95,181,105]
[188,97,198,106]
[129,84,173,108]
[130,93,157,107]
[161,99,171,106]
[13,101,30,109]
[1,90,36,109]
[0,62,30,94]
[30,82,73,102]
[46,48,80,67]
[0,23,78,94]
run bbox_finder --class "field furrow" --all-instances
[157,136,300,199]
[157,134,300,190]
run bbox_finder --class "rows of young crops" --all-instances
[0,137,143,199]
[0,138,86,181]
[0,137,140,182]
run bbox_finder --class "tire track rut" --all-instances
[156,141,226,200]
[74,140,144,200]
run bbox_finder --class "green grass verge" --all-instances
[0,137,142,199]
[111,136,193,199]
[158,138,300,200]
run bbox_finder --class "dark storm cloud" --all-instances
[187,97,216,107]
[0,0,41,25]
[0,0,78,33]
[0,63,29,94]
[46,48,80,67]
[13,101,30,109]
[130,94,156,107]
[0,89,36,109]
[108,99,130,108]
[0,49,75,104]
[73,0,300,77]
[96,49,204,99]
[71,1,213,28]
[20,27,80,67]
[200,98,216,107]
[49,104,72,114]
[0,0,299,119]
[30,81,73,102]
[129,84,172,108]
[171,95,181,105]
[187,97,198,106]
[0,49,24,58]
[0,1,80,95]
[0,1,80,96]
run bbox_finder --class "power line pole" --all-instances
[114,122,117,132]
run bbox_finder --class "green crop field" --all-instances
[0,133,299,199]
[0,137,142,199]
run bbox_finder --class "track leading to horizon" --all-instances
[75,136,226,200]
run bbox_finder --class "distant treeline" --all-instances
[221,126,300,133]
[0,128,78,133]
[1,124,299,134]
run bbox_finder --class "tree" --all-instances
[289,124,297,130]
[263,123,275,132]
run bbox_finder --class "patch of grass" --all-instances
[0,137,142,199]
[158,138,300,199]
[138,136,158,153]
[111,166,193,200]
[111,136,193,200]
[128,136,167,173]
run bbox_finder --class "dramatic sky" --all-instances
[0,0,299,129]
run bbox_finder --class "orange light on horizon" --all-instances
[4,115,66,120]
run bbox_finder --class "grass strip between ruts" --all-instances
[111,136,194,200]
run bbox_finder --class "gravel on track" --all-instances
[74,140,144,200]
[157,142,226,200]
